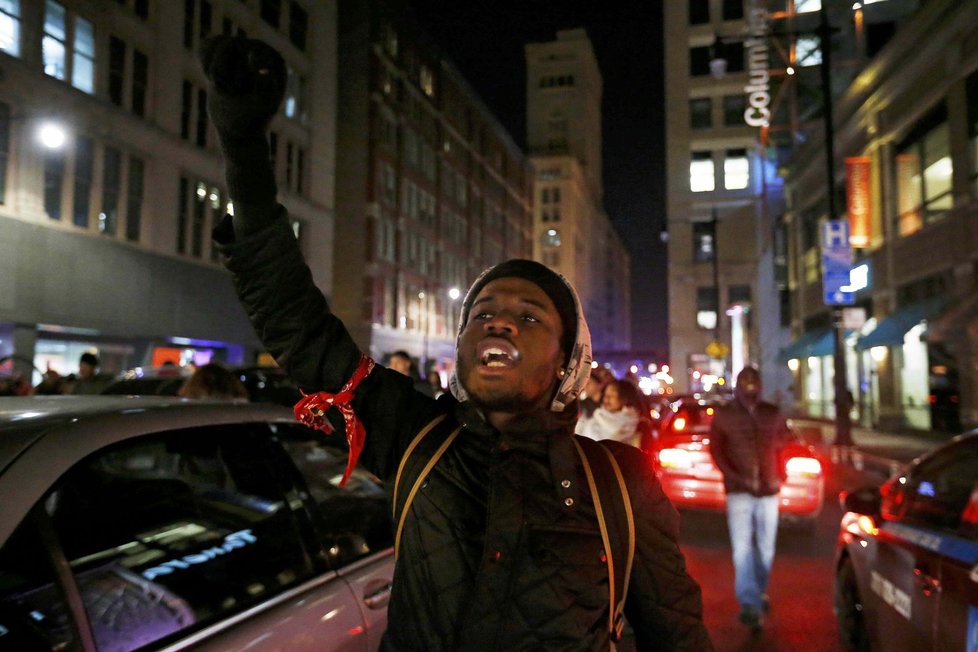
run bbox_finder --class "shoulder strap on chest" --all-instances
[392,413,462,560]
[572,436,635,647]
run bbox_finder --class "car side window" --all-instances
[41,425,318,651]
[0,517,77,650]
[902,441,978,533]
[273,424,394,567]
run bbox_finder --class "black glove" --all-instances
[199,36,285,226]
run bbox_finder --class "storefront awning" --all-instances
[855,297,947,351]
[778,328,833,362]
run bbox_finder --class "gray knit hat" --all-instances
[449,259,592,412]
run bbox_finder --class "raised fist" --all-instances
[198,36,286,146]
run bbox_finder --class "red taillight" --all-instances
[785,456,822,477]
[658,447,693,469]
[672,416,687,432]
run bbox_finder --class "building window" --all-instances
[289,1,307,51]
[42,1,67,80]
[44,148,66,220]
[896,109,951,236]
[696,287,718,330]
[180,80,192,139]
[689,0,709,24]
[177,177,188,253]
[690,98,712,129]
[542,228,561,247]
[796,36,822,66]
[721,41,745,73]
[724,148,749,190]
[420,65,435,97]
[109,36,126,106]
[728,284,751,304]
[183,0,194,48]
[0,0,19,57]
[967,70,978,198]
[260,0,281,28]
[284,67,305,120]
[73,136,94,228]
[722,0,743,21]
[132,49,148,116]
[126,156,144,241]
[690,151,715,192]
[0,103,9,203]
[199,0,212,40]
[690,46,712,77]
[692,221,715,262]
[795,0,821,12]
[195,88,208,146]
[192,181,206,256]
[73,17,94,93]
[99,147,121,235]
[723,94,745,126]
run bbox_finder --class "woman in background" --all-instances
[576,379,645,447]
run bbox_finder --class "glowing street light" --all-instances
[37,122,67,149]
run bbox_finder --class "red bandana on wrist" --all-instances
[293,353,376,487]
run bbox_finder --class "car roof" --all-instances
[0,396,301,541]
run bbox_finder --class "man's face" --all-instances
[736,369,761,401]
[389,355,411,376]
[457,277,565,414]
[78,362,95,379]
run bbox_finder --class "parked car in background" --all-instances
[645,394,825,525]
[835,431,978,652]
[101,365,302,407]
[0,396,393,651]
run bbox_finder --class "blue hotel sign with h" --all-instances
[821,220,855,306]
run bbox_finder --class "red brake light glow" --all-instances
[786,456,822,477]
[658,447,693,469]
[842,512,878,537]
[672,416,687,432]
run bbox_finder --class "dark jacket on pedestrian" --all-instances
[710,395,794,497]
[215,215,711,651]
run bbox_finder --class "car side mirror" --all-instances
[840,485,881,516]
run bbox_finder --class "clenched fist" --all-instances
[199,36,286,146]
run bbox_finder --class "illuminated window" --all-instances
[724,148,749,190]
[284,67,306,120]
[696,287,718,330]
[896,108,951,236]
[796,36,822,67]
[0,0,19,57]
[692,221,715,262]
[44,2,94,93]
[690,151,715,192]
[795,0,821,12]
[542,228,561,247]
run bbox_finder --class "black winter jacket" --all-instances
[709,397,794,497]
[216,214,712,651]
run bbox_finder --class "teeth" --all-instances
[481,347,513,366]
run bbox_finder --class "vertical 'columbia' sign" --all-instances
[744,2,770,127]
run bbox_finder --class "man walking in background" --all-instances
[710,366,795,630]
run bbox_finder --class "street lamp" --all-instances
[37,121,69,149]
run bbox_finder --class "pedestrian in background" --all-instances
[388,350,434,397]
[63,352,111,395]
[178,363,249,401]
[709,365,796,630]
[579,365,614,419]
[199,34,712,650]
[577,379,645,447]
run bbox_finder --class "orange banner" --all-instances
[846,157,871,248]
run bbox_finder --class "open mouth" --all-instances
[477,340,519,368]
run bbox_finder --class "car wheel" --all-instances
[835,557,870,652]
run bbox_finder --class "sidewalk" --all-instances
[787,417,956,477]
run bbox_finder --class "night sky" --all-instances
[409,0,668,356]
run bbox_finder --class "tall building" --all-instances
[663,0,919,398]
[0,0,335,380]
[333,0,534,375]
[525,29,631,355]
[780,0,978,431]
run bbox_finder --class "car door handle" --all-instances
[913,567,941,597]
[363,579,393,610]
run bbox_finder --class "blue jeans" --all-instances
[725,493,779,613]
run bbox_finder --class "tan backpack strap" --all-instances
[392,413,447,518]
[572,438,636,647]
[393,417,461,560]
[599,444,635,622]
